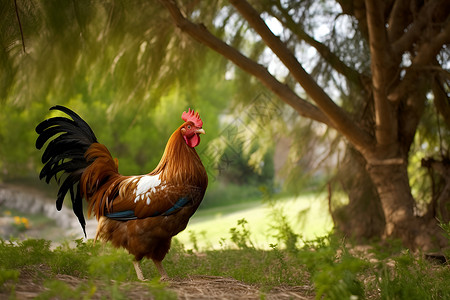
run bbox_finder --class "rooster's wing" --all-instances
[103,175,204,220]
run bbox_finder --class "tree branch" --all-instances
[228,0,374,151]
[432,71,450,127]
[14,0,26,54]
[336,0,369,40]
[365,0,396,146]
[413,19,450,66]
[391,0,443,58]
[387,0,411,43]
[270,2,368,92]
[158,0,331,126]
[389,21,450,104]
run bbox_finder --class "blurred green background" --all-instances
[0,0,447,248]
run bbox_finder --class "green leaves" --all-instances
[229,218,255,249]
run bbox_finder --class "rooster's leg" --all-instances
[133,260,146,281]
[152,259,168,280]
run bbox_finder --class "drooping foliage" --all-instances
[1,0,449,247]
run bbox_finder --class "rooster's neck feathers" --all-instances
[151,124,206,186]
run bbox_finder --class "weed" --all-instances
[35,280,96,300]
[0,268,19,290]
[297,235,368,299]
[146,278,177,300]
[188,230,199,252]
[87,251,133,282]
[369,238,405,260]
[229,218,255,249]
[439,220,450,240]
[268,206,301,253]
[268,244,288,283]
[374,252,450,300]
[52,246,89,276]
[438,220,450,258]
[313,254,367,299]
[0,239,53,269]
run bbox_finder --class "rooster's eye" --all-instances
[187,125,191,129]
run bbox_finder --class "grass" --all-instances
[177,193,333,250]
[0,238,177,299]
[1,192,449,299]
[1,232,449,299]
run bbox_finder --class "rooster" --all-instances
[36,105,208,280]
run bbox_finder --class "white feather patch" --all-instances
[134,174,163,204]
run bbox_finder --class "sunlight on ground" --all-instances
[176,194,333,250]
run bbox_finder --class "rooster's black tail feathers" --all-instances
[36,105,98,236]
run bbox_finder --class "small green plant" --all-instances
[188,230,199,252]
[51,238,102,276]
[146,278,177,300]
[229,218,255,249]
[35,280,98,300]
[298,235,368,299]
[438,220,450,258]
[374,251,450,300]
[268,205,300,253]
[268,243,288,283]
[369,238,405,260]
[262,189,303,253]
[313,254,367,299]
[88,252,133,282]
[0,268,19,291]
[0,238,53,269]
[438,220,450,237]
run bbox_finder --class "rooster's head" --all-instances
[181,108,205,148]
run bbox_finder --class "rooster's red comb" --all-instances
[182,108,203,127]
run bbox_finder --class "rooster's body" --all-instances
[36,106,207,279]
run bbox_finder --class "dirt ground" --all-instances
[7,271,314,299]
[168,275,313,299]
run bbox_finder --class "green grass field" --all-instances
[2,228,449,299]
[1,191,449,299]
[177,193,333,250]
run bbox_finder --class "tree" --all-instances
[157,0,449,250]
[1,0,449,250]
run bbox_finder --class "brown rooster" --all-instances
[36,106,208,280]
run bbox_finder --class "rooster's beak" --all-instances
[196,128,206,135]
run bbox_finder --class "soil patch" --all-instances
[169,275,313,299]
[4,272,314,299]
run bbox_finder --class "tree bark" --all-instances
[422,158,450,223]
[333,146,385,240]
[367,160,447,251]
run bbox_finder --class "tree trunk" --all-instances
[422,158,450,223]
[367,161,447,251]
[332,146,385,240]
[159,0,450,252]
